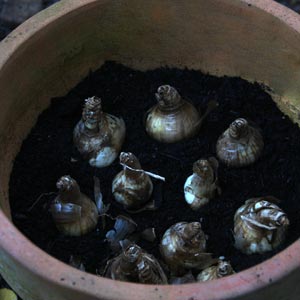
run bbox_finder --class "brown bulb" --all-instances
[160,222,216,275]
[112,152,153,211]
[216,118,264,167]
[184,157,221,210]
[234,196,289,254]
[73,96,126,168]
[197,257,235,282]
[104,243,168,284]
[145,85,202,143]
[50,175,98,236]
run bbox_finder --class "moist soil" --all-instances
[9,61,300,279]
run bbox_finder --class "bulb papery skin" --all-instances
[234,197,289,254]
[160,222,215,275]
[184,158,220,210]
[104,244,168,284]
[145,85,201,143]
[73,96,125,168]
[53,175,99,236]
[112,152,153,211]
[216,118,263,167]
[196,259,235,282]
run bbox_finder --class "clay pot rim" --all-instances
[1,0,300,299]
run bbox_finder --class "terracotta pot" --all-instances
[0,0,300,299]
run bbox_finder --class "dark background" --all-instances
[0,0,298,298]
[0,0,59,40]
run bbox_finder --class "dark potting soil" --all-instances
[9,61,300,279]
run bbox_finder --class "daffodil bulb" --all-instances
[112,152,154,211]
[104,243,168,284]
[234,196,289,254]
[73,96,125,168]
[160,222,216,275]
[50,175,98,236]
[216,118,263,167]
[196,257,235,282]
[184,157,221,210]
[145,85,204,143]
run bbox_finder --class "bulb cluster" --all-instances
[49,85,289,284]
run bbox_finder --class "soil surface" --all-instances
[9,61,300,279]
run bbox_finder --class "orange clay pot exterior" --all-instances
[0,0,300,299]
